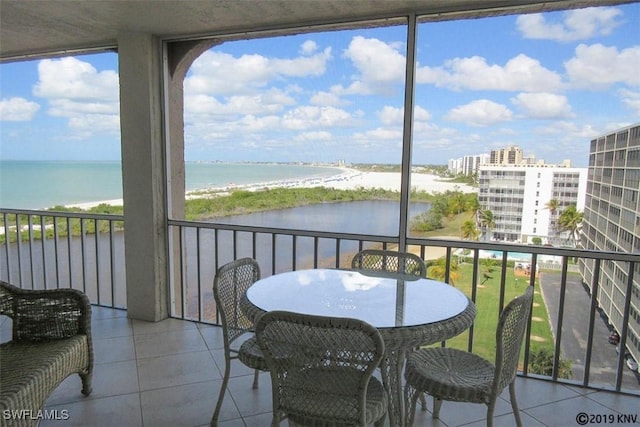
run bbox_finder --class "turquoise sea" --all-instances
[0,160,341,210]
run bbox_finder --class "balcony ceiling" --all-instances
[0,0,634,62]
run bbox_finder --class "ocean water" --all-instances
[0,160,340,210]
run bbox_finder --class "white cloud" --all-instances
[353,127,403,141]
[66,114,121,138]
[0,97,40,121]
[377,105,431,126]
[309,90,349,107]
[282,106,355,130]
[293,131,333,141]
[47,99,118,116]
[618,89,640,115]
[516,7,623,42]
[511,92,574,119]
[226,92,293,115]
[565,44,640,89]
[300,40,318,55]
[233,114,283,132]
[378,106,403,126]
[417,54,563,92]
[187,47,332,96]
[186,103,355,143]
[445,99,513,127]
[414,106,432,122]
[32,57,120,137]
[34,57,118,101]
[185,89,296,123]
[341,36,405,95]
[533,120,599,139]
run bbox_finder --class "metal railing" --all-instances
[168,218,640,395]
[0,208,126,308]
[1,208,638,395]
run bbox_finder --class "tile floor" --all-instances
[3,306,638,427]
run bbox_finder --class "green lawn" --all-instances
[429,262,554,364]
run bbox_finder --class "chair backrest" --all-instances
[492,285,534,395]
[351,249,426,278]
[256,310,385,426]
[212,258,260,346]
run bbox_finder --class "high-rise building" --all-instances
[478,164,587,244]
[463,153,490,177]
[448,153,489,177]
[489,145,524,165]
[580,123,640,365]
[448,157,463,175]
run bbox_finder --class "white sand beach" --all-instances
[67,168,474,209]
[319,170,475,193]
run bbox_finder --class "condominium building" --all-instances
[477,164,587,244]
[580,123,640,364]
[448,153,489,177]
[489,145,524,165]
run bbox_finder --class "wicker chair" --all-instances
[404,285,534,427]
[0,281,93,427]
[351,249,426,279]
[256,310,388,427]
[210,258,267,427]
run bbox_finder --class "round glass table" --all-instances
[241,268,477,426]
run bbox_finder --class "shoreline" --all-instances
[65,167,475,210]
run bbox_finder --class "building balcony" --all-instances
[1,208,639,426]
[1,305,631,427]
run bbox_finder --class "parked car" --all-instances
[608,331,620,344]
[626,357,638,372]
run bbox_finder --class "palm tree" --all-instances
[544,198,560,241]
[544,198,559,215]
[480,258,498,286]
[466,196,480,215]
[449,192,466,215]
[460,219,479,241]
[427,257,459,286]
[557,205,584,247]
[477,209,495,241]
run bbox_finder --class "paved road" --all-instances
[538,271,639,391]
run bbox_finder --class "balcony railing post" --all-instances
[551,257,569,381]
[583,258,602,387]
[615,261,636,391]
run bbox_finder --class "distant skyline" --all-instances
[0,3,638,166]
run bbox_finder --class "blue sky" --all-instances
[1,3,638,166]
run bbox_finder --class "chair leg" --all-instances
[252,368,260,389]
[433,397,443,419]
[79,372,92,396]
[403,384,421,427]
[509,381,523,427]
[419,392,427,410]
[211,361,231,427]
[487,400,496,427]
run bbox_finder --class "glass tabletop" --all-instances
[246,268,470,328]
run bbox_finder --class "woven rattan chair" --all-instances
[210,258,267,427]
[351,249,426,279]
[0,281,93,426]
[404,285,534,427]
[256,310,388,427]
[352,248,428,409]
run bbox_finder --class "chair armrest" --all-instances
[0,281,92,342]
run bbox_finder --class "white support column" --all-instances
[118,32,168,321]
